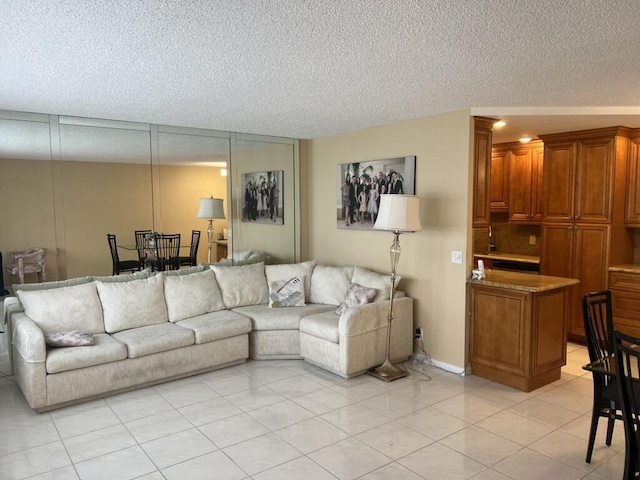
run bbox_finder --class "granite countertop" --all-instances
[468,269,579,293]
[609,264,640,274]
[473,252,540,264]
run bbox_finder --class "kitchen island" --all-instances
[468,270,579,392]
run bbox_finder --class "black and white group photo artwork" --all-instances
[242,170,284,225]
[337,156,416,230]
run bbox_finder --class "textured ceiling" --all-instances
[2,0,640,140]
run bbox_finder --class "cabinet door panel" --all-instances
[530,146,544,223]
[576,137,613,223]
[625,138,640,224]
[543,142,576,222]
[540,224,573,278]
[508,149,532,222]
[473,118,493,227]
[491,149,510,212]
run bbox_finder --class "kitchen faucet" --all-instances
[488,224,496,253]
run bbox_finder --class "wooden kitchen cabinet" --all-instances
[490,147,509,212]
[505,140,543,224]
[472,117,494,228]
[625,135,640,225]
[469,273,577,392]
[609,270,640,338]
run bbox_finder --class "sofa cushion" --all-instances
[309,265,354,306]
[299,312,340,344]
[91,271,152,282]
[45,331,95,347]
[163,269,225,322]
[176,310,252,344]
[268,277,306,307]
[16,282,105,335]
[97,274,168,333]
[265,260,316,299]
[336,283,377,314]
[351,266,401,302]
[112,323,195,359]
[45,333,127,374]
[210,262,268,308]
[163,265,206,276]
[232,304,336,330]
[12,276,93,292]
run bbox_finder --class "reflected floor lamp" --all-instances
[197,196,226,263]
[369,194,422,382]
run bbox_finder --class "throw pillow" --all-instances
[16,282,105,335]
[163,269,225,322]
[265,260,316,299]
[336,283,377,314]
[268,276,306,307]
[309,265,354,306]
[45,331,95,347]
[351,266,401,302]
[210,262,269,308]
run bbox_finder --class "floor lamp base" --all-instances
[367,358,408,382]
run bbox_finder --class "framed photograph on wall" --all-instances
[242,170,284,225]
[336,156,416,230]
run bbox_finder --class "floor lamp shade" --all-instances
[373,194,422,233]
[197,197,226,263]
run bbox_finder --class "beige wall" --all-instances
[306,110,473,369]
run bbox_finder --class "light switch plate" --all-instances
[529,235,536,245]
[451,251,463,264]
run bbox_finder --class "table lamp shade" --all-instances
[373,194,422,232]
[197,197,226,220]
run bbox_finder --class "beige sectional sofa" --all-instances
[3,260,413,412]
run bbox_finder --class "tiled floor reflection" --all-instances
[0,338,627,479]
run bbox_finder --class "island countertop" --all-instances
[468,269,579,293]
[473,252,540,264]
[609,264,640,274]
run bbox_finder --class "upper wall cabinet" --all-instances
[490,147,509,213]
[472,117,494,228]
[625,133,640,225]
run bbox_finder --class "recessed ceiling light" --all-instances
[493,120,506,128]
[519,136,532,143]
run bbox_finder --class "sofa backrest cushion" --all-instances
[96,274,168,333]
[210,262,268,308]
[12,275,93,292]
[16,282,105,335]
[351,266,401,302]
[163,265,206,276]
[163,269,225,322]
[91,271,152,282]
[309,265,354,306]
[265,260,316,300]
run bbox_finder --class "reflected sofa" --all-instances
[3,261,413,412]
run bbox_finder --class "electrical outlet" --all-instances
[451,250,463,264]
[414,327,423,342]
[529,235,536,245]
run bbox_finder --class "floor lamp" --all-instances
[369,194,422,381]
[197,196,226,263]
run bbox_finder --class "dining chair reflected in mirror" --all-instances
[154,233,181,271]
[582,290,622,463]
[134,230,152,269]
[107,234,141,275]
[178,230,200,268]
[613,330,640,480]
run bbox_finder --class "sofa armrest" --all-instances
[2,296,23,327]
[338,296,412,337]
[12,313,46,363]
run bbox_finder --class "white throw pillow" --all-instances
[96,274,168,333]
[268,276,306,307]
[309,265,354,306]
[16,282,105,335]
[163,269,225,322]
[265,260,316,299]
[351,266,401,302]
[210,262,268,308]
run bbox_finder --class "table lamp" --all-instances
[197,196,226,263]
[369,194,422,381]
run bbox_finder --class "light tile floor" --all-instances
[0,337,627,480]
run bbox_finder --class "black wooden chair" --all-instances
[614,330,640,480]
[178,230,200,268]
[582,290,622,463]
[107,234,141,275]
[134,230,152,269]
[154,233,181,271]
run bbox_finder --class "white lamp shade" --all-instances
[373,194,422,232]
[197,197,226,220]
